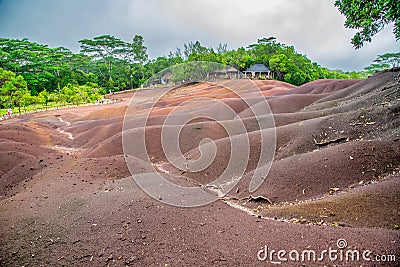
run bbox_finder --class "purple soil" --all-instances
[0,70,399,266]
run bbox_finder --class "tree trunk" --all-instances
[108,60,112,80]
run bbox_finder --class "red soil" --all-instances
[0,71,399,266]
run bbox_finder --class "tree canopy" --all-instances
[0,34,388,105]
[0,67,29,110]
[0,66,103,112]
[364,52,400,74]
[334,0,400,48]
[2,34,396,112]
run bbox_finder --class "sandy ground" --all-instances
[0,69,399,266]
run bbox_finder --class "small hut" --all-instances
[243,64,271,79]
[213,66,241,79]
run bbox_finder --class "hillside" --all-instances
[0,69,399,266]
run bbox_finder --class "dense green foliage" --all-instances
[0,34,395,112]
[0,67,102,112]
[0,38,99,96]
[0,67,29,111]
[364,52,400,74]
[145,37,369,86]
[79,34,148,90]
[335,0,400,48]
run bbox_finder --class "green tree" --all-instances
[247,37,282,67]
[364,63,391,74]
[79,35,126,81]
[0,38,75,93]
[269,54,289,81]
[20,92,35,111]
[183,41,210,59]
[223,47,254,70]
[79,35,149,90]
[364,52,400,74]
[373,52,400,68]
[0,68,30,111]
[37,89,50,106]
[116,35,149,88]
[59,84,100,105]
[216,43,228,54]
[334,0,400,48]
[131,35,149,64]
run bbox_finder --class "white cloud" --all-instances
[0,0,398,71]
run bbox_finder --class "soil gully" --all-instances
[57,117,73,140]
[52,117,81,154]
[1,73,399,266]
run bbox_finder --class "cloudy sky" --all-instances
[0,0,399,71]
